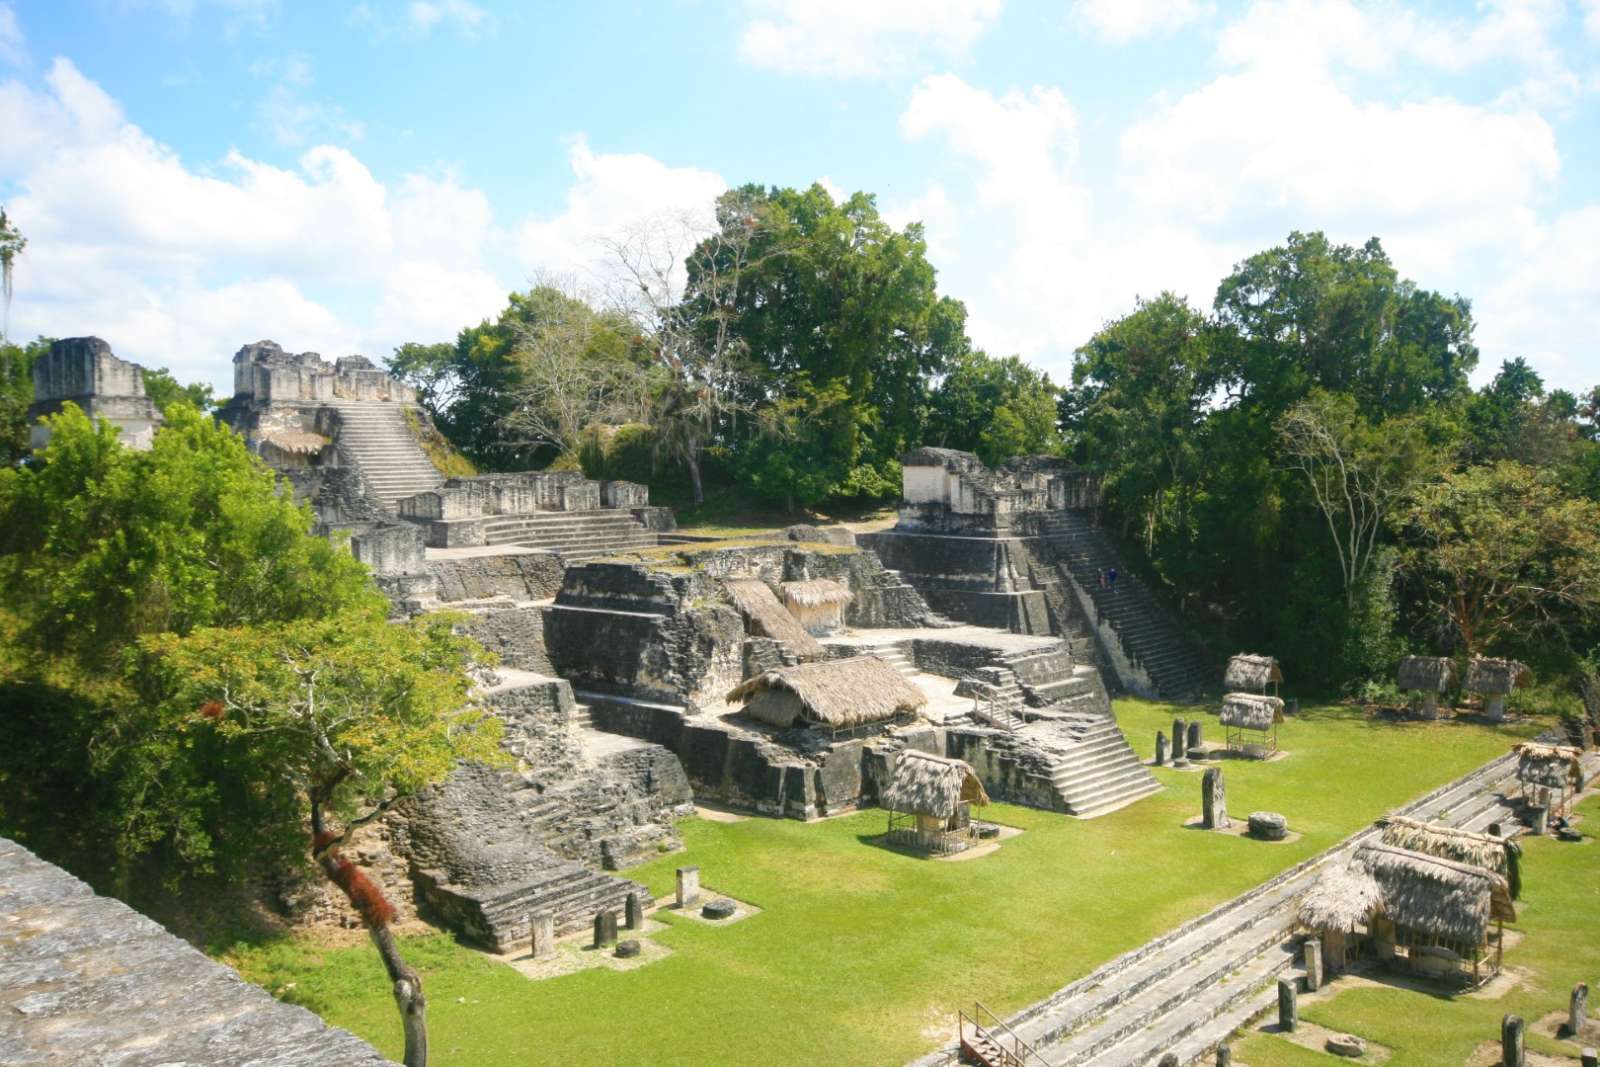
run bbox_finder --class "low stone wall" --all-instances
[946,728,1063,811]
[0,837,397,1066]
[428,551,566,603]
[458,606,553,673]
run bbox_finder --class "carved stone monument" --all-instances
[1571,983,1590,1037]
[530,911,555,960]
[1304,938,1323,991]
[1502,1014,1525,1067]
[1202,767,1229,830]
[625,891,645,931]
[1186,720,1203,760]
[1155,731,1168,766]
[1171,718,1189,767]
[676,866,701,909]
[1277,976,1297,1032]
[593,909,619,948]
[1216,1046,1231,1067]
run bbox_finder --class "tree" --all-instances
[927,350,1062,464]
[497,282,646,462]
[1396,462,1600,655]
[0,336,47,465]
[140,612,502,1067]
[691,183,969,504]
[0,207,25,344]
[0,402,380,659]
[1277,390,1441,608]
[601,200,763,505]
[1213,232,1476,415]
[141,367,216,414]
[1066,293,1213,554]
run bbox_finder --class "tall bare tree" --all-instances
[1277,390,1440,608]
[0,207,23,345]
[497,277,645,461]
[600,196,769,505]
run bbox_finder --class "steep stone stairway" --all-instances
[873,645,920,679]
[480,510,660,558]
[1032,712,1161,818]
[910,746,1554,1067]
[1034,511,1210,700]
[325,400,443,512]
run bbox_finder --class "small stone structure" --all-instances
[1155,731,1168,766]
[1326,1034,1366,1058]
[27,337,163,450]
[396,471,667,550]
[1571,983,1590,1037]
[1171,717,1189,767]
[702,898,736,919]
[1248,811,1288,840]
[626,891,645,930]
[1186,720,1204,760]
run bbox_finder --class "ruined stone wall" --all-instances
[0,838,397,1067]
[945,729,1063,811]
[458,606,553,673]
[427,552,566,603]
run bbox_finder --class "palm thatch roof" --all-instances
[723,578,824,659]
[1377,817,1521,898]
[1220,692,1285,730]
[1397,656,1456,693]
[259,429,329,454]
[1224,653,1283,691]
[1354,843,1516,944]
[881,750,990,820]
[781,579,854,608]
[726,655,928,729]
[1514,742,1582,790]
[1298,864,1384,933]
[1464,658,1532,695]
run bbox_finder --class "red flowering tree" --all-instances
[141,611,502,1067]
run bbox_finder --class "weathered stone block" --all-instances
[1304,938,1323,991]
[676,866,701,908]
[1202,767,1229,830]
[593,909,618,947]
[530,911,555,959]
[1502,1014,1524,1067]
[1278,976,1297,1032]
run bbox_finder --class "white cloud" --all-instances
[0,2,26,68]
[1073,0,1213,43]
[253,56,365,147]
[1476,205,1600,391]
[1583,0,1600,38]
[515,136,727,291]
[0,61,729,394]
[406,0,494,38]
[739,0,1002,78]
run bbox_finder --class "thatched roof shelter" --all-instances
[1224,654,1283,691]
[1464,658,1532,695]
[1397,656,1456,693]
[1377,817,1521,898]
[726,655,927,729]
[1298,864,1384,933]
[881,751,990,820]
[723,577,824,659]
[1353,843,1515,945]
[1514,742,1582,791]
[780,579,853,608]
[1220,692,1285,731]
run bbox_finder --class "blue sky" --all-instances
[1,0,1597,396]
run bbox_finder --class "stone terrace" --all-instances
[0,837,397,1067]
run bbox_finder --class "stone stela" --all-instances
[676,866,701,909]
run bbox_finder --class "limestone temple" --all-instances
[9,337,1597,1067]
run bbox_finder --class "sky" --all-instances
[0,0,1596,397]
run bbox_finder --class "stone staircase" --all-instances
[873,645,920,679]
[911,746,1552,1067]
[325,400,443,513]
[418,853,650,953]
[479,510,660,559]
[1034,512,1210,700]
[1038,712,1161,818]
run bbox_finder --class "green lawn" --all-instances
[222,700,1539,1067]
[1234,791,1600,1067]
